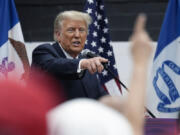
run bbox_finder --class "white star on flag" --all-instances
[94,21,98,27]
[104,18,108,24]
[88,0,94,4]
[102,70,108,76]
[107,50,112,56]
[93,31,97,37]
[86,8,92,14]
[103,28,108,33]
[109,41,113,47]
[101,37,106,43]
[91,41,96,47]
[97,14,102,20]
[113,64,117,69]
[100,5,104,10]
[98,47,104,53]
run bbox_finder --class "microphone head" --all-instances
[81,49,98,58]
[81,49,108,69]
[81,49,91,57]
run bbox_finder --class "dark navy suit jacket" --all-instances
[31,42,107,100]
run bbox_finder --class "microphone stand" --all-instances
[103,63,156,118]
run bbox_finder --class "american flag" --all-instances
[84,0,122,96]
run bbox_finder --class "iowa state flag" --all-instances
[0,0,29,80]
[147,0,180,118]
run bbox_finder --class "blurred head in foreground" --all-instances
[0,71,64,135]
[47,98,133,135]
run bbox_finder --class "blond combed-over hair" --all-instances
[53,10,92,41]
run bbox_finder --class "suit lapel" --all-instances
[53,42,66,58]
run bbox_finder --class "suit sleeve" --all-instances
[31,44,84,79]
[96,77,109,98]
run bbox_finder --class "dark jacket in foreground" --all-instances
[31,42,107,100]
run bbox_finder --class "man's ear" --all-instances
[56,31,61,41]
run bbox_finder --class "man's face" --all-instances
[56,18,88,58]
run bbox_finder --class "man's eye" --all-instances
[79,28,86,32]
[67,28,75,33]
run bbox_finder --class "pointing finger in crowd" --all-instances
[134,13,146,33]
[130,14,153,66]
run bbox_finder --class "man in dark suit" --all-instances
[31,10,108,100]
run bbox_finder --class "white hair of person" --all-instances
[47,98,133,135]
[53,10,92,41]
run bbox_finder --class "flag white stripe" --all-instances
[105,79,123,97]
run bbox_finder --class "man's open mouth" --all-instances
[72,41,81,46]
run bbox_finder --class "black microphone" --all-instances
[81,49,108,68]
[81,49,99,58]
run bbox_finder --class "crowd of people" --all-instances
[0,10,160,135]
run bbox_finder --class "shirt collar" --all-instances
[58,43,78,59]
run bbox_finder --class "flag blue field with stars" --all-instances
[0,0,26,79]
[147,0,180,118]
[84,0,122,96]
